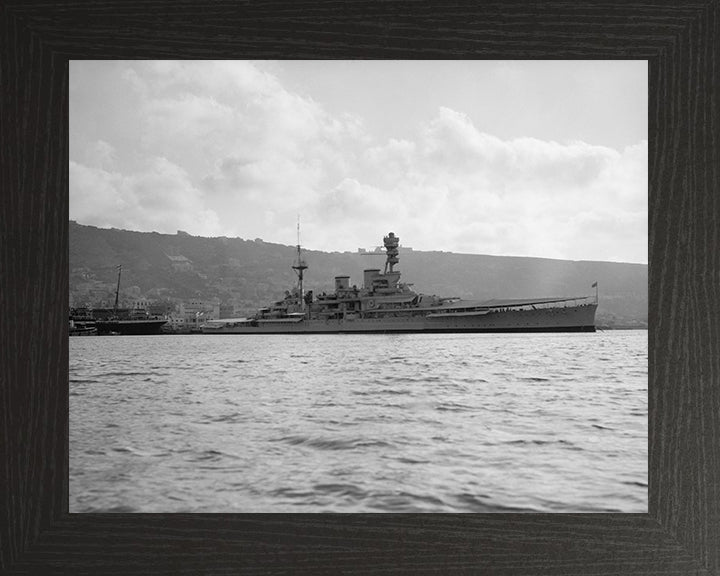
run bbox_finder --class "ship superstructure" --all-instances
[202,231,598,334]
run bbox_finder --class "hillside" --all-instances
[69,221,648,327]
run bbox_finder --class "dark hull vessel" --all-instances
[94,265,166,335]
[95,319,166,335]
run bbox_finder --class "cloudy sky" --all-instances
[70,60,647,263]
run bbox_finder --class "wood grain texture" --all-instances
[1,1,718,574]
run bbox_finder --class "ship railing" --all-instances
[486,297,592,313]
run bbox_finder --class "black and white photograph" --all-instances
[69,60,648,513]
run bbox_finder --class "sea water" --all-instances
[70,331,647,512]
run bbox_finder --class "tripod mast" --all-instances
[291,218,308,308]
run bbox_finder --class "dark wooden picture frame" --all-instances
[2,2,717,574]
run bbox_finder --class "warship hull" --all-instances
[202,302,597,334]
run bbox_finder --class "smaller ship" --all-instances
[94,265,167,335]
[69,319,97,336]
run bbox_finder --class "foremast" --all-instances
[291,218,308,310]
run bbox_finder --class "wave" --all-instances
[189,449,242,462]
[395,457,431,464]
[83,504,140,513]
[622,480,648,488]
[502,438,579,449]
[69,378,101,384]
[364,490,448,512]
[313,483,368,500]
[110,446,172,458]
[98,371,156,377]
[435,402,475,412]
[275,434,392,451]
[454,493,539,513]
[204,412,245,424]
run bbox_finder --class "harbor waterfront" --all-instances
[70,330,647,513]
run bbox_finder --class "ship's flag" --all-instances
[591,282,598,288]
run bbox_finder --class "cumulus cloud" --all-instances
[70,62,647,262]
[70,147,221,235]
[310,106,647,262]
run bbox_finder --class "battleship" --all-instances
[202,231,598,334]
